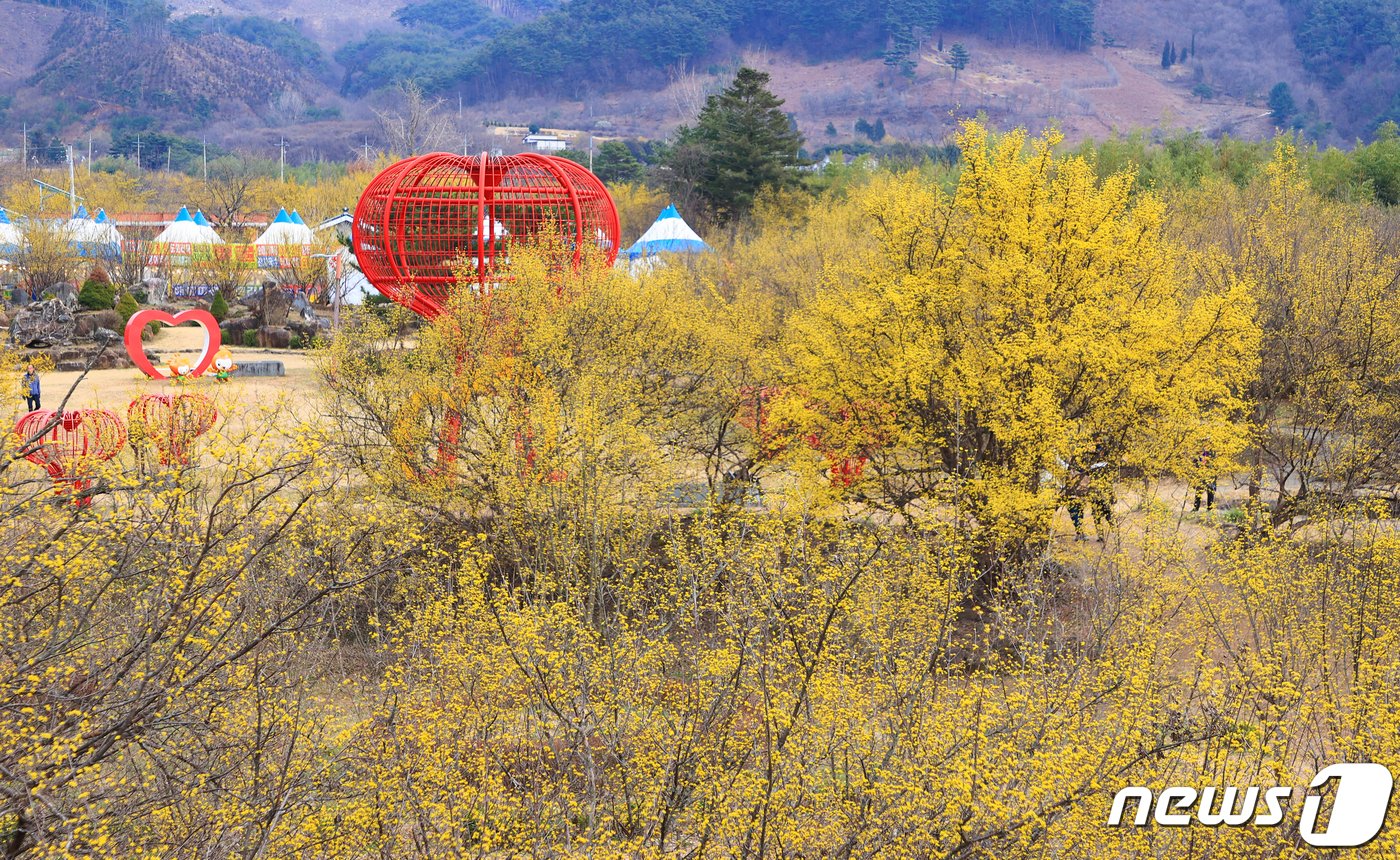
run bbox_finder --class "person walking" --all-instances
[1192,447,1217,511]
[1060,444,1115,542]
[19,364,40,411]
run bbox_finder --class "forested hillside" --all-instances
[347,0,1098,98]
[2,0,1396,151]
[327,0,1395,137]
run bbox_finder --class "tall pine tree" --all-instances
[664,67,804,224]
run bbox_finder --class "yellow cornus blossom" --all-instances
[782,121,1258,570]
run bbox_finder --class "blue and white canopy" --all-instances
[153,206,207,244]
[71,206,122,258]
[623,205,710,260]
[191,209,223,244]
[255,207,314,246]
[0,208,21,254]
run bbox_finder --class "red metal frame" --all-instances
[15,410,127,506]
[352,152,620,318]
[128,394,219,466]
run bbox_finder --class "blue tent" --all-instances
[0,207,20,255]
[193,210,212,227]
[623,205,710,260]
[290,210,307,226]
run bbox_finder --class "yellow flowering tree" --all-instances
[781,122,1258,569]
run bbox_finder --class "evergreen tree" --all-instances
[1269,82,1297,125]
[826,121,837,137]
[1161,41,1171,69]
[664,67,804,224]
[116,291,140,325]
[937,34,943,51]
[949,43,970,81]
[872,118,886,141]
[855,118,873,138]
[1190,32,1196,58]
[209,291,230,322]
[592,140,643,183]
[1169,41,1177,65]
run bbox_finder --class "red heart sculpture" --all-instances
[124,309,222,380]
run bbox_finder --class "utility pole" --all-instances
[279,136,286,182]
[21,123,26,167]
[363,137,370,164]
[67,145,76,216]
[589,135,594,172]
[202,139,207,180]
[87,136,92,176]
[135,134,142,176]
[166,145,171,172]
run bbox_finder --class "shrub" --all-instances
[289,333,303,350]
[210,291,229,322]
[78,278,116,311]
[243,330,258,347]
[116,292,140,325]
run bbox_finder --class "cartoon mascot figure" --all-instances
[212,348,237,383]
[168,359,194,385]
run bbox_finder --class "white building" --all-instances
[522,133,567,152]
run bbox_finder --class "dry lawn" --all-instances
[18,325,326,430]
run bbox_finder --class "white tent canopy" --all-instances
[191,209,223,244]
[68,206,122,258]
[620,204,710,274]
[624,205,709,258]
[255,208,314,246]
[0,208,23,252]
[153,207,208,244]
[327,247,373,305]
[88,209,124,246]
[65,205,99,243]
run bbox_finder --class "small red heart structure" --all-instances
[124,309,222,380]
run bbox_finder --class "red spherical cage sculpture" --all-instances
[15,409,127,506]
[128,393,219,466]
[353,152,620,317]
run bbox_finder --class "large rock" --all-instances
[75,310,123,338]
[288,320,321,343]
[290,293,318,323]
[237,360,285,378]
[220,315,261,345]
[260,282,292,326]
[10,299,77,348]
[257,326,291,349]
[142,277,167,305]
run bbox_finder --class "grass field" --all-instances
[19,324,324,418]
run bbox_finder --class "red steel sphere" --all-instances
[352,151,620,318]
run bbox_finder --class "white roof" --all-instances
[254,208,313,246]
[624,204,709,258]
[191,210,223,244]
[153,207,208,244]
